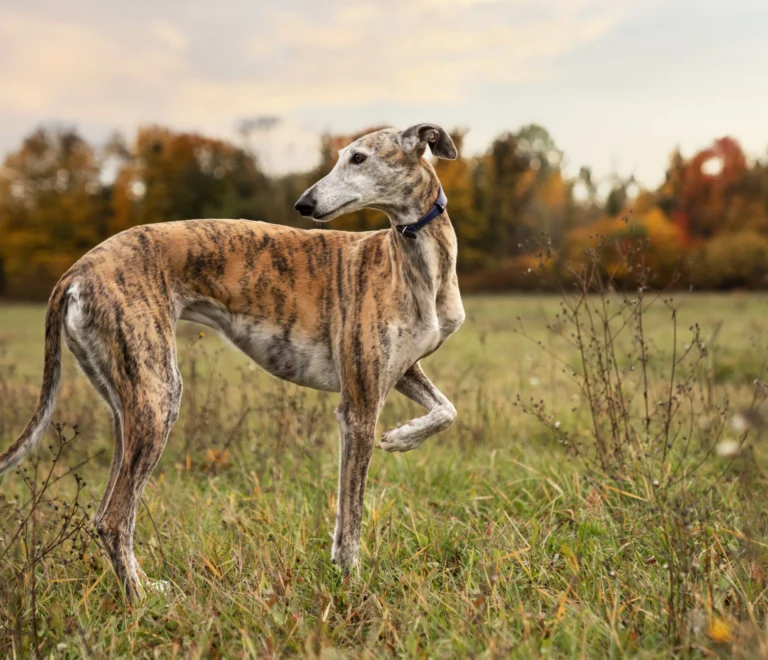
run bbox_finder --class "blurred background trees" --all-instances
[2,122,768,299]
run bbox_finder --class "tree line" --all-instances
[1,124,768,299]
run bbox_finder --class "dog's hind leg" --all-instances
[63,319,125,534]
[377,362,456,453]
[95,362,182,602]
[67,292,183,601]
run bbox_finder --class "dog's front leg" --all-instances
[332,399,378,572]
[378,362,456,453]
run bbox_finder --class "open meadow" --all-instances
[1,293,768,658]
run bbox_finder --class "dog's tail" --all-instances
[0,276,71,474]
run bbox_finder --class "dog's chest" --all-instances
[408,319,442,360]
[401,299,465,363]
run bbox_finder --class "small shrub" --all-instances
[0,425,98,657]
[559,208,690,289]
[693,231,768,289]
[516,231,768,652]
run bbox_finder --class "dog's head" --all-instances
[294,123,457,223]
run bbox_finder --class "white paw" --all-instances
[145,579,172,596]
[331,545,361,575]
[377,427,420,453]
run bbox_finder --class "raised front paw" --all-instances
[377,425,421,453]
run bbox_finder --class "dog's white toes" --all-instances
[145,579,172,596]
[377,430,419,453]
[377,441,397,452]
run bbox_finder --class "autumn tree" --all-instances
[515,124,563,174]
[110,126,270,234]
[0,128,107,298]
[659,138,749,242]
[428,129,486,270]
[475,126,567,257]
[521,169,573,246]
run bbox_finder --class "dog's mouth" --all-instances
[312,199,357,222]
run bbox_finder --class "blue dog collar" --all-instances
[395,185,447,239]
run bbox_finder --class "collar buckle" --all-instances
[398,225,418,239]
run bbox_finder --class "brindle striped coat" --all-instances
[0,124,465,601]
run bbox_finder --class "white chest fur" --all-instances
[398,291,465,367]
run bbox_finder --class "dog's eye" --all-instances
[350,152,367,165]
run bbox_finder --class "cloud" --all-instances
[238,0,624,106]
[0,11,186,120]
[1,0,764,187]
[0,1,623,121]
[149,21,189,52]
[0,0,627,171]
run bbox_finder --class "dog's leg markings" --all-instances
[332,398,378,572]
[378,362,456,453]
[95,370,181,602]
[63,296,125,530]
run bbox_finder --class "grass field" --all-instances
[1,293,768,658]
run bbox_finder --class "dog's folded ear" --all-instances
[400,123,458,160]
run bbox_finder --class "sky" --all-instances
[1,0,767,192]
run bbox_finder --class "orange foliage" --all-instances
[0,129,106,298]
[111,126,267,234]
[564,207,689,283]
[668,137,749,240]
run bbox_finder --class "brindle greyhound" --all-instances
[0,123,465,601]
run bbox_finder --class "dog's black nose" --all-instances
[294,193,316,217]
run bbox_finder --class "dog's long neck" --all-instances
[383,166,457,303]
[382,164,441,230]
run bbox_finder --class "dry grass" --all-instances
[1,291,767,658]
